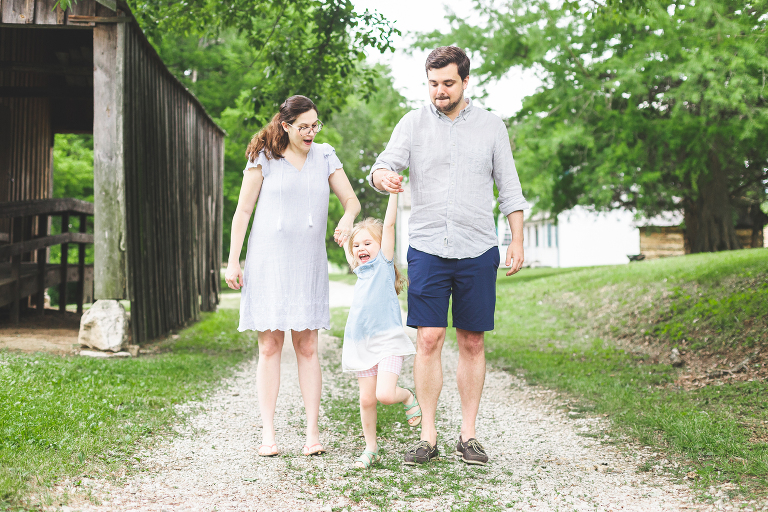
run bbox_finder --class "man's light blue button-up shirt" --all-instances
[369,99,528,259]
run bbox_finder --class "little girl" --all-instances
[339,193,421,468]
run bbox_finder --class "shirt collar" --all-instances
[429,97,473,120]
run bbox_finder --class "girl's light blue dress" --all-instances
[342,252,415,372]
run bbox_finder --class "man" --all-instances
[368,46,527,466]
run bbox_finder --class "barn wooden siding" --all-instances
[2,0,225,343]
[122,23,224,344]
[0,29,52,214]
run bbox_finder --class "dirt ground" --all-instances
[0,310,81,355]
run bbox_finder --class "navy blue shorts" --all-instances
[406,246,500,332]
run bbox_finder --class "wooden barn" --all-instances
[0,0,225,344]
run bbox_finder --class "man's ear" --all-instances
[463,75,470,90]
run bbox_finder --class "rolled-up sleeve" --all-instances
[493,123,529,216]
[367,113,413,193]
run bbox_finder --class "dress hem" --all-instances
[238,323,331,333]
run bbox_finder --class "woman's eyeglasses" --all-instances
[286,121,323,136]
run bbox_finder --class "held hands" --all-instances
[225,260,244,290]
[334,214,354,247]
[505,241,524,276]
[379,171,404,194]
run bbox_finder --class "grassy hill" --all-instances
[486,248,767,499]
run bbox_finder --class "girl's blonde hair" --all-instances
[348,218,407,295]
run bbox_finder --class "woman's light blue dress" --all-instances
[238,143,342,332]
[342,252,415,372]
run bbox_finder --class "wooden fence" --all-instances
[0,199,94,320]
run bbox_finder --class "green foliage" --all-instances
[131,0,398,124]
[51,0,76,11]
[0,310,256,508]
[419,0,768,252]
[50,135,95,307]
[52,135,93,203]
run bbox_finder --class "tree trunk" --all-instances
[683,154,740,253]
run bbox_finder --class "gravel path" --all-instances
[58,282,727,512]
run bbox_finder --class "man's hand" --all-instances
[374,169,404,193]
[505,240,524,276]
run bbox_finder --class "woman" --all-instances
[224,95,360,457]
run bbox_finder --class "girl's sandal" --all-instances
[355,449,380,469]
[403,387,422,427]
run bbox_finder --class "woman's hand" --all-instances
[333,214,354,247]
[225,260,244,290]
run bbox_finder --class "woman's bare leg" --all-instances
[292,329,322,447]
[257,330,285,449]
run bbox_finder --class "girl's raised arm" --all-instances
[342,238,354,268]
[381,193,397,261]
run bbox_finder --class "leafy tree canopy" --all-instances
[131,0,399,122]
[419,0,768,252]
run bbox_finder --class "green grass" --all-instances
[486,249,768,498]
[0,309,257,509]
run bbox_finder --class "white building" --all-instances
[502,208,641,267]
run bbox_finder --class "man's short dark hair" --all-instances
[425,46,470,81]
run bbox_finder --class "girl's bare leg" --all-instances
[375,371,420,425]
[291,329,322,447]
[257,330,285,448]
[358,376,379,454]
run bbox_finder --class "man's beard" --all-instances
[434,95,462,114]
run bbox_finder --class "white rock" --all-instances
[78,349,110,358]
[78,300,130,352]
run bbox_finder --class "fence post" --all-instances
[77,213,87,314]
[59,213,69,313]
[93,21,128,300]
[36,213,47,314]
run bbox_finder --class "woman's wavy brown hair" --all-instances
[347,218,407,295]
[245,95,318,161]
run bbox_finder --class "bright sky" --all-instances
[351,0,541,118]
